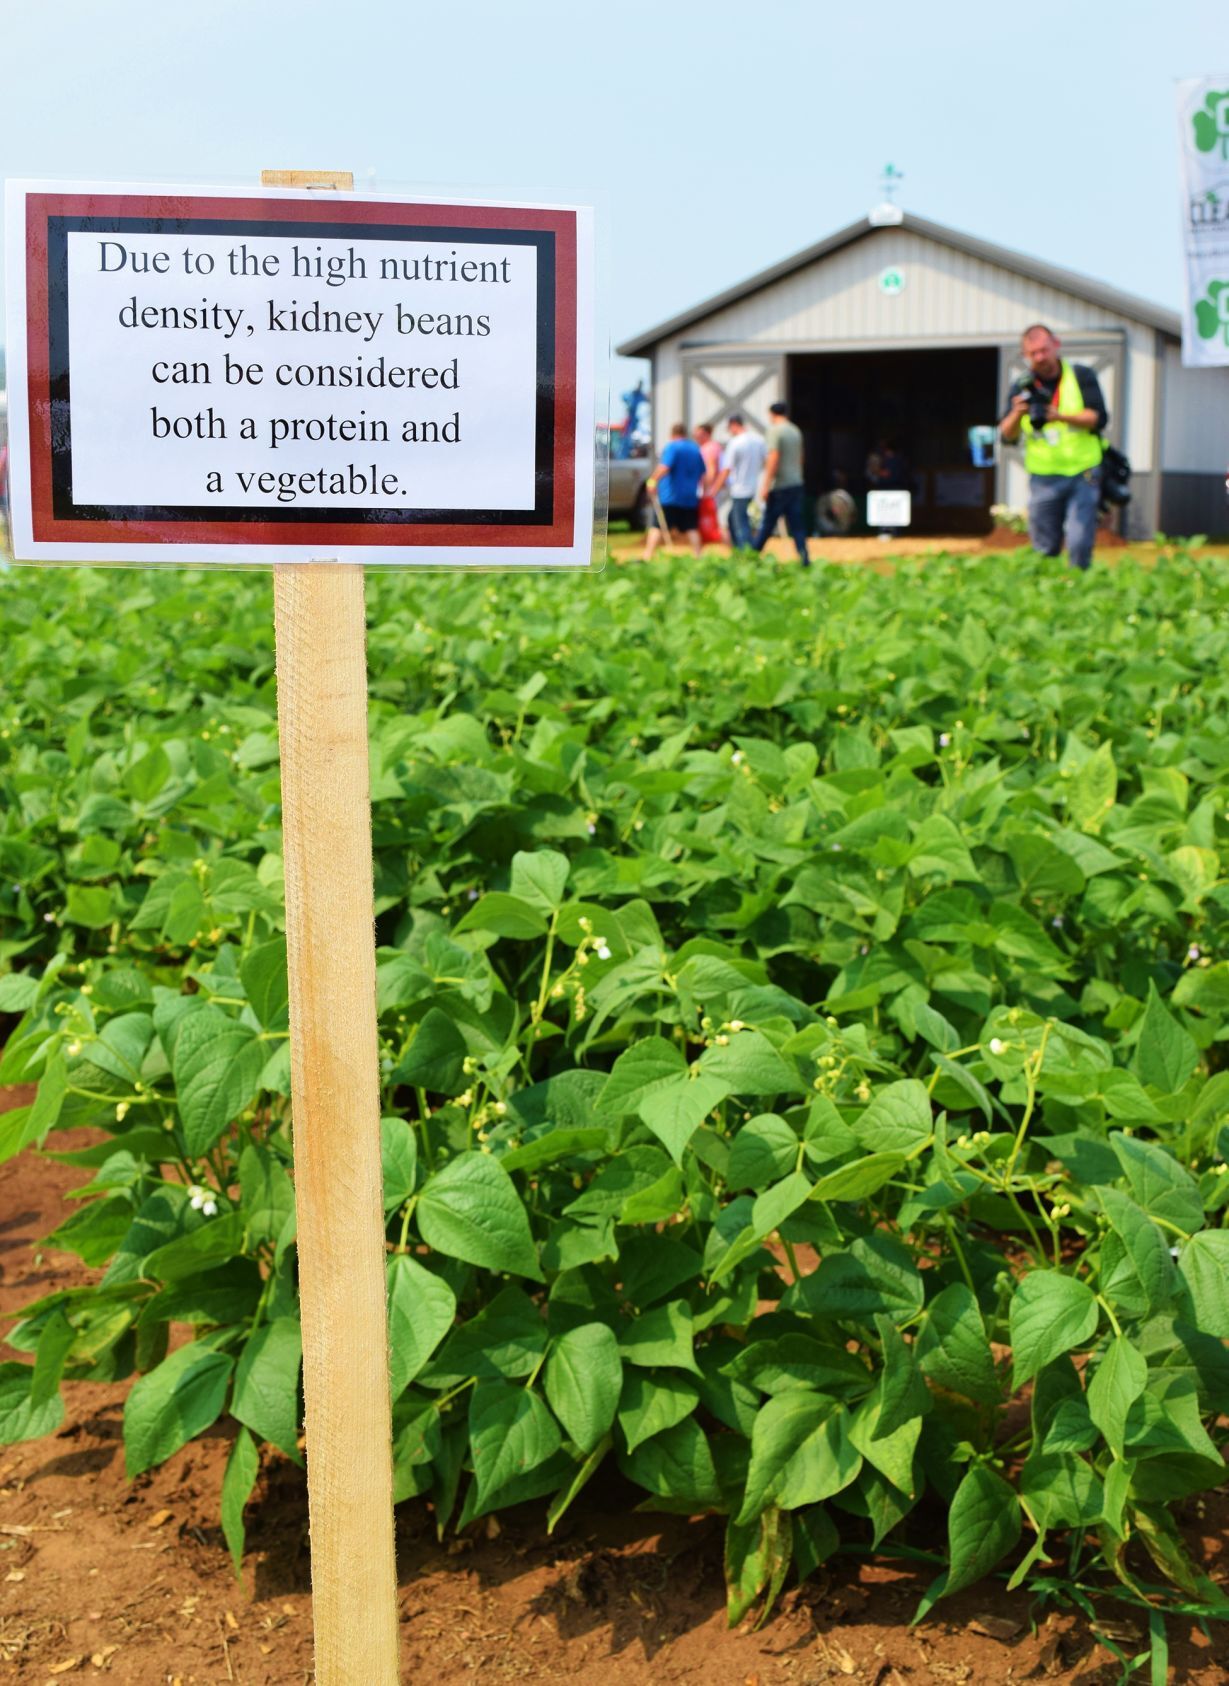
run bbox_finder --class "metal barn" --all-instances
[616,210,1229,539]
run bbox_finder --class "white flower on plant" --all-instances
[988,1037,1006,1056]
[596,943,612,961]
[43,912,55,923]
[939,732,951,748]
[467,889,479,901]
[831,842,842,852]
[1052,915,1064,929]
[587,824,597,835]
[731,751,744,766]
[188,1185,218,1218]
[1188,944,1201,962]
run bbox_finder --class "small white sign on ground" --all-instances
[867,489,911,527]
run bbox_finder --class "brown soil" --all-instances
[605,534,1229,567]
[0,1091,1226,1685]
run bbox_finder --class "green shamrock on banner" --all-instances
[1192,88,1229,156]
[1195,278,1229,343]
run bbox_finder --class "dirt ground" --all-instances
[604,530,1229,568]
[2,1104,1227,1686]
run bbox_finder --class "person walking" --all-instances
[998,323,1107,571]
[713,414,766,550]
[643,423,705,560]
[752,401,811,566]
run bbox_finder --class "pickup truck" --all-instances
[607,448,653,528]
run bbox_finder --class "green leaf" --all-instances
[417,1152,543,1280]
[544,1323,622,1452]
[775,1405,861,1511]
[239,938,289,1030]
[619,1417,721,1508]
[872,1315,931,1439]
[1086,1335,1147,1459]
[1020,1452,1101,1531]
[509,849,570,915]
[420,1286,546,1385]
[848,1397,921,1498]
[453,892,548,939]
[1177,1230,1229,1336]
[791,1504,840,1582]
[849,1080,932,1155]
[916,1283,1000,1406]
[396,1007,467,1094]
[123,1343,235,1477]
[239,1143,296,1246]
[638,1071,729,1164]
[597,1038,686,1116]
[802,1235,924,1326]
[1009,1270,1099,1388]
[617,1369,700,1452]
[231,1318,302,1462]
[380,1117,418,1212]
[1109,1132,1204,1235]
[1133,983,1199,1094]
[387,1256,456,1395]
[31,1309,76,1407]
[1069,742,1117,832]
[699,1029,797,1096]
[725,1505,791,1628]
[739,1390,833,1523]
[468,1381,562,1506]
[0,1361,66,1444]
[64,883,114,929]
[221,1426,260,1577]
[944,1464,1021,1596]
[142,1212,245,1282]
[171,1005,265,1156]
[728,1115,800,1191]
[809,1152,906,1202]
[1096,1188,1174,1315]
[619,1300,700,1375]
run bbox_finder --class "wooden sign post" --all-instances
[5,171,595,1686]
[263,169,399,1686]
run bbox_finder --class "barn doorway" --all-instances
[788,347,1000,536]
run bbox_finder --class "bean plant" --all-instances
[1,551,1227,1639]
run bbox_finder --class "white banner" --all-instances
[1177,76,1229,368]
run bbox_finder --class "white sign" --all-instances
[867,489,911,527]
[4,181,596,566]
[1176,76,1229,368]
[878,265,906,296]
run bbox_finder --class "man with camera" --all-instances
[999,324,1108,571]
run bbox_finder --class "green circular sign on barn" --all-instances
[879,265,906,296]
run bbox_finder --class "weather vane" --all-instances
[869,163,905,226]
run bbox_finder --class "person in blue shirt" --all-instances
[643,423,706,560]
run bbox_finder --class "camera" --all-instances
[1016,378,1051,431]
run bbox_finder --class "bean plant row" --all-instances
[1,550,1228,1647]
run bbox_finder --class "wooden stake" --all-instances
[265,169,399,1686]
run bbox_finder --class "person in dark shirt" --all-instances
[999,323,1108,570]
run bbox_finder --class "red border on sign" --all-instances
[24,192,578,549]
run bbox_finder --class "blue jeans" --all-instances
[728,496,754,548]
[1028,469,1101,570]
[753,484,810,564]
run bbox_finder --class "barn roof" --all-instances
[615,212,1182,356]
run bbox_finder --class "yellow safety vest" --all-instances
[1020,361,1105,477]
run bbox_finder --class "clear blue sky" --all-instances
[1,0,1222,416]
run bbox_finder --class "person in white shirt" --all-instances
[713,415,767,551]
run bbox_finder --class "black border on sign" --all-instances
[46,216,556,526]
